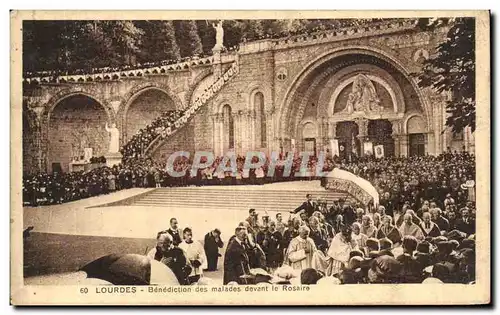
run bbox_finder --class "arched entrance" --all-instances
[279,48,429,157]
[367,119,394,157]
[124,88,176,142]
[48,94,109,173]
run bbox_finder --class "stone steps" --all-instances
[129,187,351,212]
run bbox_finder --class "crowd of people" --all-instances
[120,110,186,161]
[148,218,224,285]
[216,185,475,285]
[23,151,474,209]
[147,170,476,286]
[24,149,477,285]
[144,151,476,285]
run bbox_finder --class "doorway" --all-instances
[409,133,426,156]
[304,138,316,155]
[367,119,395,157]
[336,121,360,159]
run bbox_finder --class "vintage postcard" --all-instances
[10,10,490,305]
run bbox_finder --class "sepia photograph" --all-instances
[10,10,490,305]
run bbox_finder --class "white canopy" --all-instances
[324,168,379,207]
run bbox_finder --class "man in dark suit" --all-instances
[157,217,182,246]
[291,194,316,218]
[430,208,450,232]
[223,226,251,285]
[204,228,224,271]
[456,208,475,236]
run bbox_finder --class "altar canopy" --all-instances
[323,168,379,207]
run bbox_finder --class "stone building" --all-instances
[22,19,475,175]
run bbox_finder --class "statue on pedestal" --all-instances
[105,122,120,154]
[212,20,224,52]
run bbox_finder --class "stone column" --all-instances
[390,119,402,157]
[328,120,337,139]
[427,131,436,156]
[235,111,244,155]
[399,134,409,157]
[240,110,248,153]
[212,51,222,78]
[248,110,256,150]
[215,114,225,156]
[211,114,218,156]
[265,108,275,155]
[318,116,324,143]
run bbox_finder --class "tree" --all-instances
[105,21,144,66]
[416,18,475,133]
[196,20,215,55]
[136,20,180,63]
[173,20,203,57]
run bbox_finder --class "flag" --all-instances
[364,142,374,156]
[330,139,339,157]
[374,145,384,159]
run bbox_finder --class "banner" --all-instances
[364,142,374,156]
[374,145,384,159]
[291,139,296,152]
[330,139,339,157]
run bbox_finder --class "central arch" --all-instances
[278,46,430,141]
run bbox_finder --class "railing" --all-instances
[23,55,215,85]
[24,19,420,84]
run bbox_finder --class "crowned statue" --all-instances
[345,74,383,113]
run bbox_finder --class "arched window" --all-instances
[255,92,266,147]
[222,104,234,150]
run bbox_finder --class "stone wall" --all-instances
[22,23,473,174]
[48,96,109,173]
[151,120,196,162]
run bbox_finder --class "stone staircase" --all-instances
[128,186,351,213]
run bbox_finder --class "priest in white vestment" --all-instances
[326,225,357,276]
[285,225,317,271]
[399,214,425,241]
[178,227,207,283]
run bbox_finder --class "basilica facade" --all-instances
[22,20,475,174]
